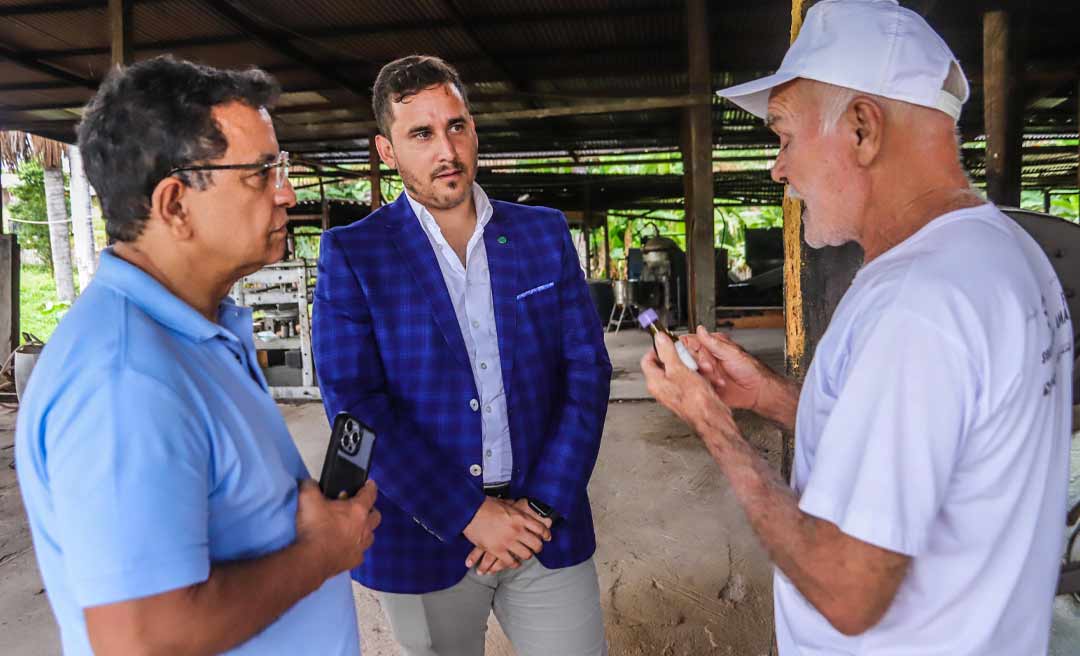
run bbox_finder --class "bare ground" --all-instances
[3,328,1078,655]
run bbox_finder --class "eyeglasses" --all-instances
[166,150,290,189]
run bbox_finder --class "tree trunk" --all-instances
[43,165,75,303]
[67,145,97,291]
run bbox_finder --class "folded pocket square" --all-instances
[516,282,555,300]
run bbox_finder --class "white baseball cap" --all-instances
[716,0,969,121]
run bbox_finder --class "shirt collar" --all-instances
[93,248,246,343]
[405,182,493,233]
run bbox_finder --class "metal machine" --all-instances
[1001,208,1080,600]
[640,233,688,328]
[231,260,319,401]
[720,227,784,308]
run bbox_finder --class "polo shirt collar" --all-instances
[94,248,243,343]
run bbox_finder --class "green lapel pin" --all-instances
[497,235,508,245]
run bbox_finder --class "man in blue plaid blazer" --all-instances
[313,56,611,655]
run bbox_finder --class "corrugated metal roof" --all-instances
[0,0,1075,202]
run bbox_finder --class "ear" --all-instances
[374,134,397,170]
[149,176,194,240]
[848,96,885,167]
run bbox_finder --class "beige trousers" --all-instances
[377,556,607,656]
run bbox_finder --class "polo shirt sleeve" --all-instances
[45,367,212,608]
[797,306,978,556]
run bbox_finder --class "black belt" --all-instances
[483,482,511,499]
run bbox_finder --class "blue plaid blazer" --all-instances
[312,193,612,594]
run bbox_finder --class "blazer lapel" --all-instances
[484,203,518,379]
[387,195,470,368]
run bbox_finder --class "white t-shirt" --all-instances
[775,204,1073,655]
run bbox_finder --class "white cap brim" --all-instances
[716,71,800,119]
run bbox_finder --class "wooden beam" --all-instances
[684,0,715,331]
[277,95,712,142]
[200,0,373,106]
[0,44,96,89]
[369,131,382,211]
[16,7,683,58]
[108,0,132,68]
[983,8,1026,206]
[440,0,541,110]
[0,0,109,16]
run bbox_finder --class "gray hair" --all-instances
[817,85,860,134]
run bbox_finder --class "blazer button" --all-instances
[469,464,482,477]
[469,399,479,411]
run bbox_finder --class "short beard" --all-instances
[400,164,472,211]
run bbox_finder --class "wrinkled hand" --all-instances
[295,479,381,580]
[463,497,553,575]
[642,332,742,457]
[680,326,774,414]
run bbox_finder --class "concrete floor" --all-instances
[1,328,1078,655]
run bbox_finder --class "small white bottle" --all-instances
[638,308,699,372]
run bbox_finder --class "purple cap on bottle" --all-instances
[637,308,659,328]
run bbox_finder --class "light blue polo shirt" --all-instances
[15,249,359,655]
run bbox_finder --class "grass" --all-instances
[20,264,73,343]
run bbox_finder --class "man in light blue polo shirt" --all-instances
[16,56,380,655]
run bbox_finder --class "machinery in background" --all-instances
[978,208,1080,600]
[226,200,371,401]
[604,224,685,332]
[640,232,688,328]
[231,260,320,401]
[719,227,784,309]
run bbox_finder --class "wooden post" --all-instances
[583,223,592,278]
[1044,189,1052,214]
[369,131,382,210]
[584,179,593,277]
[684,0,715,331]
[784,0,811,379]
[319,177,329,231]
[108,0,132,69]
[983,8,1025,207]
[780,0,864,480]
[603,215,611,279]
[0,236,18,360]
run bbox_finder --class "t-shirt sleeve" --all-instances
[797,307,977,556]
[46,368,212,608]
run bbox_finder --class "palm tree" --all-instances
[67,145,96,290]
[1,131,76,303]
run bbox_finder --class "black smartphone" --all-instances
[318,412,376,499]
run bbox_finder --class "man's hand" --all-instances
[463,497,552,575]
[641,332,743,455]
[295,479,381,580]
[679,327,773,411]
[681,327,800,431]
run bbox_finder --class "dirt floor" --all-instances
[2,328,1079,655]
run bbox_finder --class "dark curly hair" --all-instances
[76,55,280,242]
[372,55,470,139]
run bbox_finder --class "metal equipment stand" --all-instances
[232,261,320,401]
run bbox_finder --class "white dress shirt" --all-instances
[406,184,512,485]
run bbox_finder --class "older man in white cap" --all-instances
[642,1,1072,654]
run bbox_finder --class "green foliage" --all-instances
[295,178,372,203]
[1051,194,1079,222]
[9,161,68,271]
[20,263,68,342]
[1019,190,1079,222]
